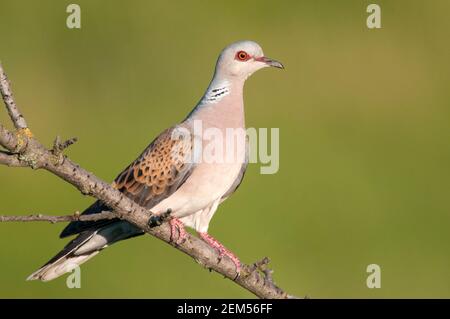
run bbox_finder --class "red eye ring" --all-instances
[236,51,249,61]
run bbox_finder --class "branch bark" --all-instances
[0,63,27,129]
[0,150,26,167]
[0,211,116,223]
[0,62,295,299]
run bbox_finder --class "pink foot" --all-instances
[169,218,187,244]
[198,232,241,274]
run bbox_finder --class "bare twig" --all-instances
[0,211,116,223]
[0,63,294,299]
[52,135,78,155]
[0,62,27,129]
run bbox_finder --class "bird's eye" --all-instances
[236,51,249,61]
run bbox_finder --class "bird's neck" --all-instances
[199,78,232,106]
[185,76,246,129]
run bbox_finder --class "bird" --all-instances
[27,40,283,281]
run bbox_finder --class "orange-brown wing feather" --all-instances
[113,127,194,208]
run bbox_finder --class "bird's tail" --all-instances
[27,221,143,282]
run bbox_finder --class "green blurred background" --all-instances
[1,0,449,298]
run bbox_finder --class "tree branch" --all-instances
[0,62,295,299]
[0,62,27,129]
[52,135,78,155]
[0,124,19,151]
[0,211,116,223]
[0,150,26,167]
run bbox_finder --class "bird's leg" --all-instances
[198,232,241,274]
[169,218,188,244]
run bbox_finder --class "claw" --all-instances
[198,232,241,274]
[169,218,187,244]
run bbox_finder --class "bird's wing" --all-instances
[60,126,196,238]
[220,135,249,203]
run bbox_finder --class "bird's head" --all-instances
[214,40,284,81]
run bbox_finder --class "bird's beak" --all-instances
[255,56,284,69]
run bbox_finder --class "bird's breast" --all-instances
[151,125,246,217]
